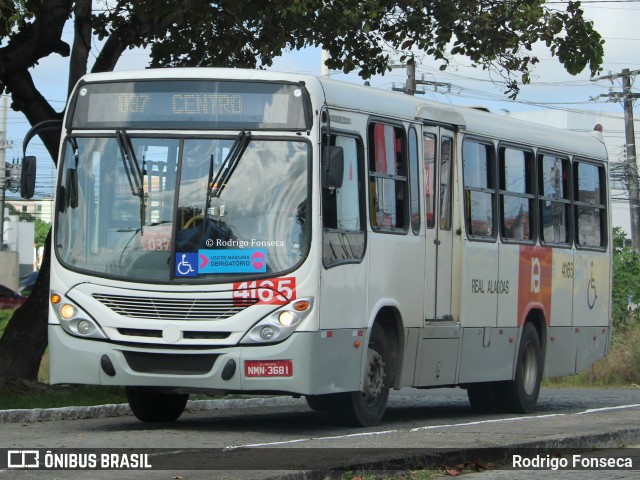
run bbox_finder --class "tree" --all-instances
[0,0,604,380]
[612,227,640,326]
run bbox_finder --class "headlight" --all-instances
[51,292,107,340]
[241,298,314,344]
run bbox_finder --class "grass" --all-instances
[2,310,640,410]
[0,384,126,410]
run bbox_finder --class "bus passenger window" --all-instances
[499,147,534,242]
[423,134,436,229]
[440,137,453,231]
[322,134,365,266]
[463,140,495,239]
[575,161,606,248]
[368,123,408,232]
[539,154,570,245]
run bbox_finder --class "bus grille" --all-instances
[122,351,218,375]
[92,294,256,320]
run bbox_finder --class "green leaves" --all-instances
[1,0,606,102]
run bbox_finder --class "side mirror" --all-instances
[322,145,344,189]
[20,156,37,199]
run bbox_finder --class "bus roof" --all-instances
[77,68,608,162]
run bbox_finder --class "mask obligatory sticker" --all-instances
[198,249,267,274]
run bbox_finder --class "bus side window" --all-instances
[463,140,495,239]
[440,137,453,231]
[539,154,570,245]
[368,122,408,232]
[423,134,436,229]
[575,160,607,248]
[499,146,534,242]
[322,134,365,266]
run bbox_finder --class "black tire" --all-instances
[466,382,501,412]
[126,387,189,422]
[305,394,336,411]
[331,324,391,427]
[500,323,543,413]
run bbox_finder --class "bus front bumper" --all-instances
[48,325,364,395]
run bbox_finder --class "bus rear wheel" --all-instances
[332,324,391,427]
[126,387,189,422]
[500,323,542,413]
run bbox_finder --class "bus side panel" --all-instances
[367,233,425,330]
[457,327,518,383]
[544,327,578,377]
[496,244,520,328]
[319,263,368,330]
[549,249,574,327]
[575,326,609,373]
[413,325,460,386]
[461,241,498,328]
[572,251,610,327]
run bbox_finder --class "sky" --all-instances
[2,0,640,200]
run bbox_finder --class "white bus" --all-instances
[22,68,611,426]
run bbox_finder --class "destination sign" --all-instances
[70,80,310,130]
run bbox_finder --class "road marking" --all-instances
[224,430,397,450]
[577,404,640,415]
[223,404,640,450]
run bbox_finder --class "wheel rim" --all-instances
[362,347,386,406]
[522,341,538,395]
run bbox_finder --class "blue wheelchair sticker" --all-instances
[175,253,198,277]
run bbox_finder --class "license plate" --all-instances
[244,360,293,377]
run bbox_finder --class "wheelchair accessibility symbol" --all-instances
[175,253,198,277]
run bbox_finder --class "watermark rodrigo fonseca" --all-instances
[512,452,635,471]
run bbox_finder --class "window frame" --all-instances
[367,119,410,235]
[498,143,536,245]
[439,135,454,232]
[408,125,421,234]
[321,129,367,268]
[537,151,572,248]
[462,136,497,242]
[573,158,608,251]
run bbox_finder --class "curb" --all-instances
[0,396,306,424]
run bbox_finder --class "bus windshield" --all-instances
[55,135,310,282]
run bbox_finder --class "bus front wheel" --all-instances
[126,387,189,422]
[500,322,542,413]
[332,324,391,427]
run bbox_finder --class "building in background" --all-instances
[1,209,35,277]
[7,197,54,224]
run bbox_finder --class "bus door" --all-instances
[423,126,455,322]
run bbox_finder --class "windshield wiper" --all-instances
[116,130,144,198]
[209,130,251,199]
[116,130,146,233]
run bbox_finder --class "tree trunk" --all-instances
[0,231,51,380]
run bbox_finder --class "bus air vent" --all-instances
[93,294,257,320]
[122,351,218,375]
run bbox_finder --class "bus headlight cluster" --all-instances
[51,292,107,340]
[241,298,314,344]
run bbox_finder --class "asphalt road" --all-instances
[1,387,639,479]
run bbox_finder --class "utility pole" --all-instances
[0,96,8,250]
[392,59,454,96]
[596,69,640,251]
